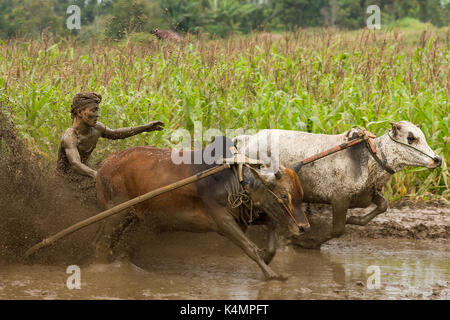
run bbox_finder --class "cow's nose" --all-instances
[434,156,442,167]
[299,224,310,233]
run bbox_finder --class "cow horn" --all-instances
[274,164,287,179]
[274,170,282,179]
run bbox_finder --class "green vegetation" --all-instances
[387,18,434,30]
[0,1,449,40]
[0,28,448,201]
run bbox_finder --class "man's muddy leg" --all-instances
[346,192,388,225]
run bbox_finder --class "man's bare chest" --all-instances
[76,131,99,154]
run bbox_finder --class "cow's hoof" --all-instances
[261,250,275,264]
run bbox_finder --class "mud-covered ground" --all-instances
[308,202,450,240]
[0,204,448,300]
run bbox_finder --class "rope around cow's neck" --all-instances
[242,164,300,227]
[387,131,436,160]
[227,166,257,226]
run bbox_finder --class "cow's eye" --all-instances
[407,134,416,145]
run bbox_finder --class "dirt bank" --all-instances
[293,202,449,246]
[287,201,449,250]
[345,204,449,239]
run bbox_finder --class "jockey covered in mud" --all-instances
[55,92,164,262]
[57,92,164,179]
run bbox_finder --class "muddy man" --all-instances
[57,92,164,262]
[57,92,164,178]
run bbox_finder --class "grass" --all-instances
[0,27,448,201]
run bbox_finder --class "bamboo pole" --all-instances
[293,138,366,172]
[24,164,230,259]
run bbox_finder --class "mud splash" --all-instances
[0,105,98,264]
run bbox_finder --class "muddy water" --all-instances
[0,232,448,300]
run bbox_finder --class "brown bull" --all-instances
[95,136,309,280]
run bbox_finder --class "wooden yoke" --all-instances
[216,146,263,182]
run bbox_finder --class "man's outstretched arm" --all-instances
[63,133,97,179]
[97,121,164,140]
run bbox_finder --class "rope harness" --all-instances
[293,128,383,172]
[266,188,301,228]
[226,166,257,227]
[294,127,437,175]
[361,129,396,175]
[361,128,436,173]
[229,164,302,228]
[387,131,436,160]
[222,143,303,229]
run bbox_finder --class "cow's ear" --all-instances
[416,124,422,129]
[390,122,401,136]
